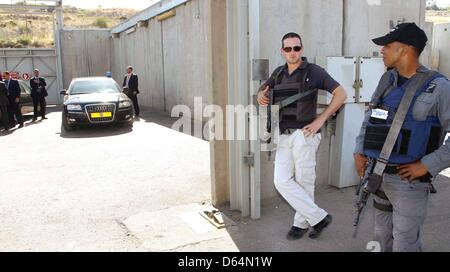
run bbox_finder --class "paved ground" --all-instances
[1,107,450,252]
[0,107,211,251]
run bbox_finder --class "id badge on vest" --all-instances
[371,108,389,121]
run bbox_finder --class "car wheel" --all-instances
[61,111,74,132]
[121,121,133,129]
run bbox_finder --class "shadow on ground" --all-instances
[216,174,450,252]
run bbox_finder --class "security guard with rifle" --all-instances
[257,32,347,240]
[354,22,450,252]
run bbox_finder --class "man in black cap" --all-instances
[354,23,450,251]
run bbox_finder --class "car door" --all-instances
[18,80,33,114]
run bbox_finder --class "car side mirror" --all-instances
[60,90,67,95]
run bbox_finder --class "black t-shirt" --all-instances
[264,58,340,93]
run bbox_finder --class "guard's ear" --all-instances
[400,44,410,56]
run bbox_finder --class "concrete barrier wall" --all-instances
[110,0,212,113]
[110,19,165,111]
[343,0,424,56]
[344,0,434,67]
[60,29,111,88]
[433,23,450,77]
[260,0,343,69]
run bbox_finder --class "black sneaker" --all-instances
[309,214,332,239]
[286,226,308,241]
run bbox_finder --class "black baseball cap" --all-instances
[372,22,428,53]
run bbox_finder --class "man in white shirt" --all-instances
[122,66,140,116]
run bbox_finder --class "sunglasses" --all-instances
[282,46,302,53]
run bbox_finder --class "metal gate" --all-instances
[0,48,59,104]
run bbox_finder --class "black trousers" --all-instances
[7,102,23,126]
[1,104,9,129]
[33,96,47,119]
[126,93,140,115]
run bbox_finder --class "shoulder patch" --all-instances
[424,83,437,94]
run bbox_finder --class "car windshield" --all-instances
[70,79,120,95]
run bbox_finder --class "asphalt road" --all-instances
[0,108,211,251]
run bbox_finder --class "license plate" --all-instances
[91,112,112,118]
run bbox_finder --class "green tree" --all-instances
[93,18,109,28]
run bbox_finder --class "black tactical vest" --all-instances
[271,64,318,131]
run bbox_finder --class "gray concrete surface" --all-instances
[0,107,211,251]
[432,23,450,78]
[60,29,112,89]
[111,20,166,112]
[220,173,450,252]
[110,0,213,114]
[1,107,449,252]
[343,0,425,57]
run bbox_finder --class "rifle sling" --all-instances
[372,72,434,176]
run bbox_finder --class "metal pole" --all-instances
[226,0,251,217]
[226,0,239,211]
[248,0,261,220]
[54,3,64,101]
[237,0,250,217]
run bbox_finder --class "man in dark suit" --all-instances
[30,69,48,121]
[0,80,10,131]
[2,71,24,128]
[122,66,140,116]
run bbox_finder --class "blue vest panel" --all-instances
[364,75,443,164]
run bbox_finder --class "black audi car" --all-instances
[60,77,134,131]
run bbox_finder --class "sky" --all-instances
[436,0,450,8]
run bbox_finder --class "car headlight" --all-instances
[119,100,132,108]
[67,104,82,111]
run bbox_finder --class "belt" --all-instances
[383,164,432,183]
[282,128,297,135]
[384,164,400,175]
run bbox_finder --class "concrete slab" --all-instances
[123,203,239,252]
[0,107,212,252]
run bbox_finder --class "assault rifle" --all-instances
[353,158,375,238]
